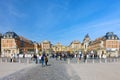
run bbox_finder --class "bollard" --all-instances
[5,58,7,63]
[0,58,2,63]
[117,58,119,63]
[105,59,107,63]
[114,58,116,63]
[67,59,70,64]
[108,58,110,62]
[77,58,80,64]
[99,59,102,63]
[92,59,94,64]
[27,59,29,64]
[86,59,87,63]
[19,59,21,63]
[110,58,112,62]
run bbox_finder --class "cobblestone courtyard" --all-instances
[0,59,120,80]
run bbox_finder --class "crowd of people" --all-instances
[32,53,48,67]
[50,51,82,61]
[8,50,114,65]
[49,51,103,63]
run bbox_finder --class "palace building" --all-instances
[0,33,2,55]
[52,42,68,52]
[88,32,119,57]
[69,40,81,53]
[41,40,51,54]
[1,31,34,57]
[19,36,34,54]
[82,34,91,52]
[0,31,119,57]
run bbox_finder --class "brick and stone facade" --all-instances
[69,40,81,53]
[41,40,51,54]
[1,31,34,57]
[88,32,119,57]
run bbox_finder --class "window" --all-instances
[112,45,114,48]
[7,34,9,38]
[112,36,114,39]
[4,36,6,38]
[9,35,11,38]
[7,40,8,43]
[10,35,12,38]
[2,44,5,47]
[111,41,113,44]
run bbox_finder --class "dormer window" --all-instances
[4,35,6,38]
[8,35,10,38]
[112,36,114,39]
[7,34,9,38]
[10,35,12,38]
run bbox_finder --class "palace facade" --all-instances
[0,31,119,57]
[88,32,119,57]
[1,31,35,57]
[69,40,81,53]
[0,33,2,55]
[41,40,51,54]
[52,42,69,53]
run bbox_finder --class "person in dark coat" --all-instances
[41,55,45,66]
[45,55,48,66]
[33,54,38,64]
[84,53,87,63]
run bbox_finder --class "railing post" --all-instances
[0,58,2,63]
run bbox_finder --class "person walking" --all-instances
[45,55,48,66]
[10,54,13,62]
[33,54,38,64]
[41,55,45,67]
[84,53,87,63]
[38,54,42,63]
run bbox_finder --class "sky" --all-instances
[0,0,120,45]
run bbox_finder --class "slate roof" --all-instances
[3,31,19,39]
[103,32,119,40]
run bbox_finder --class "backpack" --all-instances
[45,57,48,62]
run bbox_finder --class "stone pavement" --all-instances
[70,63,120,80]
[0,59,80,80]
[0,59,120,80]
[0,63,35,79]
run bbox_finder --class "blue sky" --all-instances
[0,0,120,45]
